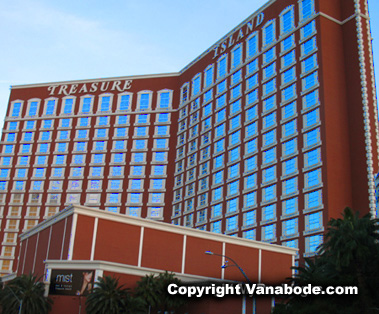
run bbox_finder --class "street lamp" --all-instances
[205,251,251,283]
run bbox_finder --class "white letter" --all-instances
[167,283,177,295]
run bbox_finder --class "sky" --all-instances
[0,0,378,124]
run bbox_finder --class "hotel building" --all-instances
[0,0,378,276]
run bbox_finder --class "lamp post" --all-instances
[205,251,251,283]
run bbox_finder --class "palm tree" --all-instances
[319,207,379,313]
[85,276,129,314]
[0,274,52,314]
[134,274,160,313]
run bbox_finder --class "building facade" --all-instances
[0,0,378,275]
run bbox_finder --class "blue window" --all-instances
[283,177,297,195]
[52,168,63,177]
[212,204,222,219]
[306,169,321,188]
[118,115,128,125]
[306,211,322,231]
[93,154,104,164]
[17,169,27,178]
[230,99,241,114]
[43,120,52,128]
[9,122,18,130]
[111,166,122,176]
[63,99,73,114]
[133,153,144,162]
[5,145,14,154]
[264,22,275,46]
[283,102,296,120]
[246,122,257,138]
[137,114,148,124]
[218,56,227,78]
[159,92,170,108]
[247,33,258,58]
[263,148,276,164]
[230,130,241,146]
[245,192,256,208]
[282,35,295,52]
[263,130,276,147]
[37,156,47,165]
[264,47,275,64]
[247,59,258,75]
[2,157,11,166]
[114,141,125,150]
[283,218,298,237]
[229,164,239,178]
[7,133,16,142]
[302,54,317,73]
[46,100,55,115]
[283,119,297,138]
[263,95,276,113]
[32,181,43,190]
[306,190,322,209]
[245,173,257,189]
[283,67,296,85]
[214,155,224,169]
[303,72,318,91]
[282,84,296,102]
[232,45,242,68]
[153,165,165,176]
[76,142,86,151]
[0,181,7,190]
[230,115,240,131]
[41,131,50,141]
[302,21,316,39]
[109,193,120,203]
[57,143,67,152]
[305,128,320,147]
[283,197,298,216]
[12,102,21,117]
[152,179,164,189]
[19,156,29,166]
[132,166,143,176]
[302,37,317,56]
[263,203,276,220]
[214,139,224,154]
[55,155,65,164]
[213,187,222,201]
[61,119,70,127]
[78,130,88,139]
[115,128,126,137]
[139,93,150,109]
[205,66,214,87]
[303,90,319,109]
[264,63,275,79]
[232,70,242,85]
[304,109,319,128]
[96,129,107,138]
[80,117,89,127]
[301,0,315,21]
[306,234,323,254]
[73,155,84,164]
[215,124,225,137]
[263,79,276,96]
[216,109,226,123]
[229,147,239,162]
[281,8,294,34]
[100,96,111,111]
[92,167,102,176]
[95,141,105,150]
[214,170,223,185]
[155,139,167,149]
[283,157,297,176]
[82,98,91,113]
[120,95,130,110]
[22,144,31,153]
[245,156,257,172]
[228,180,239,196]
[247,89,258,106]
[216,94,226,109]
[283,139,297,156]
[282,50,295,68]
[203,103,211,117]
[263,166,276,183]
[35,168,44,177]
[99,116,109,126]
[305,149,321,168]
[157,126,168,136]
[130,179,142,190]
[246,105,258,122]
[135,140,146,150]
[192,76,201,96]
[158,113,169,122]
[226,215,238,231]
[59,131,69,140]
[263,112,276,129]
[29,101,38,116]
[0,169,9,178]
